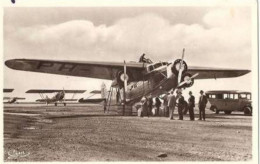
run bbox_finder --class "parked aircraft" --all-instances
[4,97,26,104]
[5,49,250,105]
[26,89,86,106]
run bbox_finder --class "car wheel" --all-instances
[211,106,219,114]
[224,111,232,115]
[244,107,252,116]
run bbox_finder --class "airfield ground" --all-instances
[4,104,252,161]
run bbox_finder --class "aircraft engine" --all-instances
[171,59,188,75]
[116,70,132,88]
[180,73,194,88]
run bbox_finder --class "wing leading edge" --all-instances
[187,66,251,79]
[5,59,147,81]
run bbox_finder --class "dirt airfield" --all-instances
[4,104,252,161]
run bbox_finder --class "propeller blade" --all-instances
[177,73,199,88]
[124,61,127,91]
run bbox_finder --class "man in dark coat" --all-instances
[177,91,185,120]
[188,91,195,121]
[147,95,153,117]
[198,90,208,121]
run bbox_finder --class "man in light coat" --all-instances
[168,91,176,120]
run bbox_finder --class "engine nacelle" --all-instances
[181,73,194,88]
[116,71,132,88]
[171,59,188,75]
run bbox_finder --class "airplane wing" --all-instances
[26,89,86,93]
[3,97,25,100]
[78,98,106,103]
[15,97,26,100]
[187,66,250,79]
[5,59,147,81]
[36,99,78,102]
[90,90,102,94]
[3,89,14,93]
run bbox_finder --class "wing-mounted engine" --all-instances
[116,70,133,88]
[171,59,188,76]
[181,73,194,88]
[167,48,199,89]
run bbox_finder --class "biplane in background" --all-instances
[3,97,26,104]
[3,88,26,104]
[3,88,14,93]
[5,49,251,106]
[26,89,86,106]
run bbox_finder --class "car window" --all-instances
[247,94,251,100]
[224,93,228,99]
[234,94,238,99]
[216,94,223,99]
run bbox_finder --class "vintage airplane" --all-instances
[3,88,14,93]
[3,88,26,104]
[5,49,250,106]
[26,89,86,106]
[3,97,26,104]
[78,83,108,104]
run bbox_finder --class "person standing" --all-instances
[147,95,153,117]
[155,97,162,116]
[163,93,169,117]
[198,90,208,121]
[188,91,195,121]
[177,91,185,120]
[168,91,176,120]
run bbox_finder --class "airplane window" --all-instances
[162,62,168,66]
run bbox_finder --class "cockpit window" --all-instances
[148,65,154,71]
[153,63,162,69]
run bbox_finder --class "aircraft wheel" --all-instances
[244,107,252,116]
[55,103,57,106]
[224,111,232,115]
[64,103,66,106]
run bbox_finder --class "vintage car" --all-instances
[205,90,252,115]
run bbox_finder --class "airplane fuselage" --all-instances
[122,64,178,104]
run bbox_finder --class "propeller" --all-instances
[177,48,185,85]
[123,61,128,91]
[177,73,199,88]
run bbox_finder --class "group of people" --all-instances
[140,89,208,121]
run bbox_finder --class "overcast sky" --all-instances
[3,7,253,101]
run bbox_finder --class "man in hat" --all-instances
[177,90,185,120]
[167,90,176,120]
[198,90,208,121]
[188,91,195,121]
